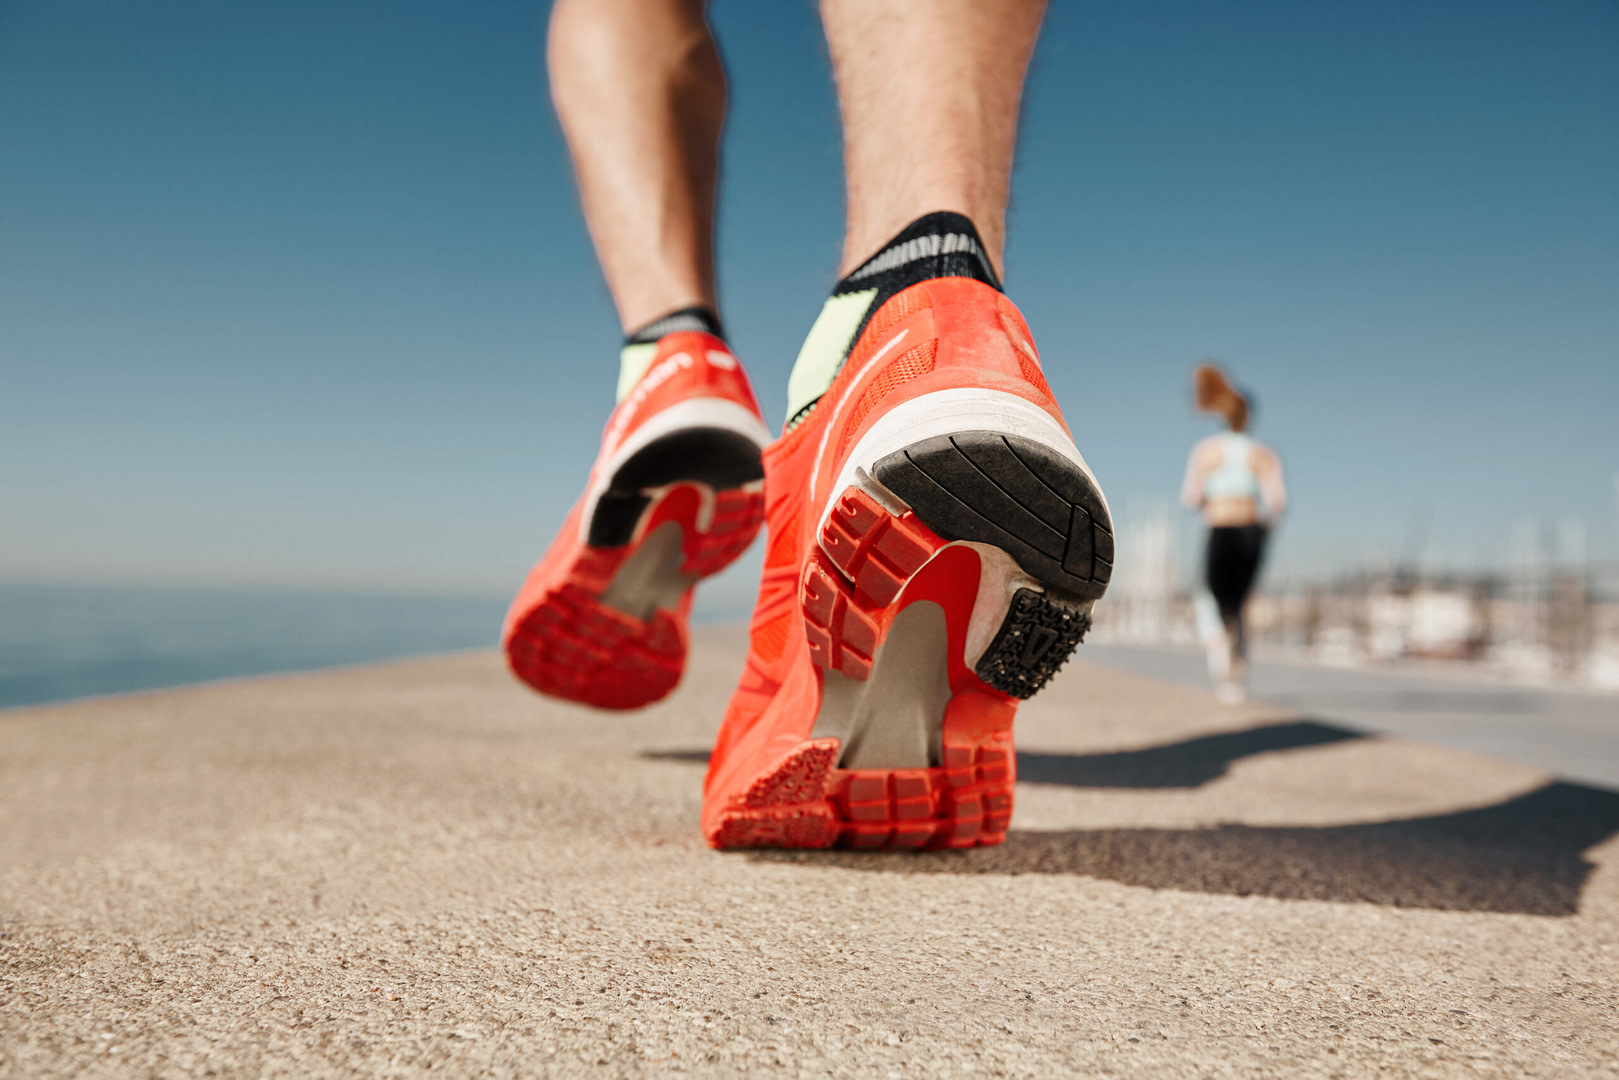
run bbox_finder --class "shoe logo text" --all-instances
[607,350,694,447]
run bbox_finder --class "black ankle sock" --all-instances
[624,305,725,347]
[784,211,1002,428]
[840,210,1001,297]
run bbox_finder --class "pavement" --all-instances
[1084,644,1619,789]
[3,626,1617,1078]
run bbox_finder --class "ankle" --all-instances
[785,211,1000,427]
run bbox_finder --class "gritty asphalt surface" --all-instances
[3,626,1617,1078]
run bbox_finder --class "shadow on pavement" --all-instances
[642,719,1366,790]
[1014,719,1364,789]
[643,726,1619,915]
[752,783,1619,916]
[641,749,713,765]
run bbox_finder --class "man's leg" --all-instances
[822,0,1046,279]
[502,0,770,711]
[703,1,1116,851]
[547,0,723,332]
[779,0,1047,427]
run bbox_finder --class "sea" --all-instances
[0,583,509,711]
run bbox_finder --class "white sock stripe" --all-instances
[845,232,990,283]
[627,311,718,344]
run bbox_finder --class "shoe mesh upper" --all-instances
[764,508,801,570]
[749,611,791,665]
[746,507,802,665]
[864,281,933,342]
[1017,348,1050,398]
[838,339,938,457]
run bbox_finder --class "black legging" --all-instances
[1206,524,1267,651]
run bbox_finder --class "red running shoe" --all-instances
[702,278,1113,849]
[503,331,771,710]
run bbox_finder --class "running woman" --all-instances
[1180,364,1288,704]
[503,0,1114,850]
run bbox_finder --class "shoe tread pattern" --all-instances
[509,486,763,710]
[710,740,841,848]
[829,752,1014,850]
[872,432,1113,600]
[803,491,944,680]
[974,587,1091,698]
[506,573,684,710]
[708,737,1016,852]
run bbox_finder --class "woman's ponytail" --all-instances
[1194,362,1249,432]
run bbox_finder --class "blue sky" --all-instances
[1,0,1615,598]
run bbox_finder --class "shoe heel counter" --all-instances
[993,293,1058,403]
[920,279,1025,379]
[683,333,764,420]
[913,280,1067,433]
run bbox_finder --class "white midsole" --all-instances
[579,397,772,544]
[813,387,1110,544]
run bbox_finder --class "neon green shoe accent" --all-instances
[616,342,658,403]
[785,289,877,426]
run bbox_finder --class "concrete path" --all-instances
[3,627,1616,1078]
[1085,644,1619,789]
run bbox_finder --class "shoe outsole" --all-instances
[588,427,766,547]
[872,431,1113,601]
[506,565,689,710]
[507,428,765,710]
[975,588,1093,698]
[708,430,1112,851]
[707,724,1016,851]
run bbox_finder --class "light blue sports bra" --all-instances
[1204,432,1262,500]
